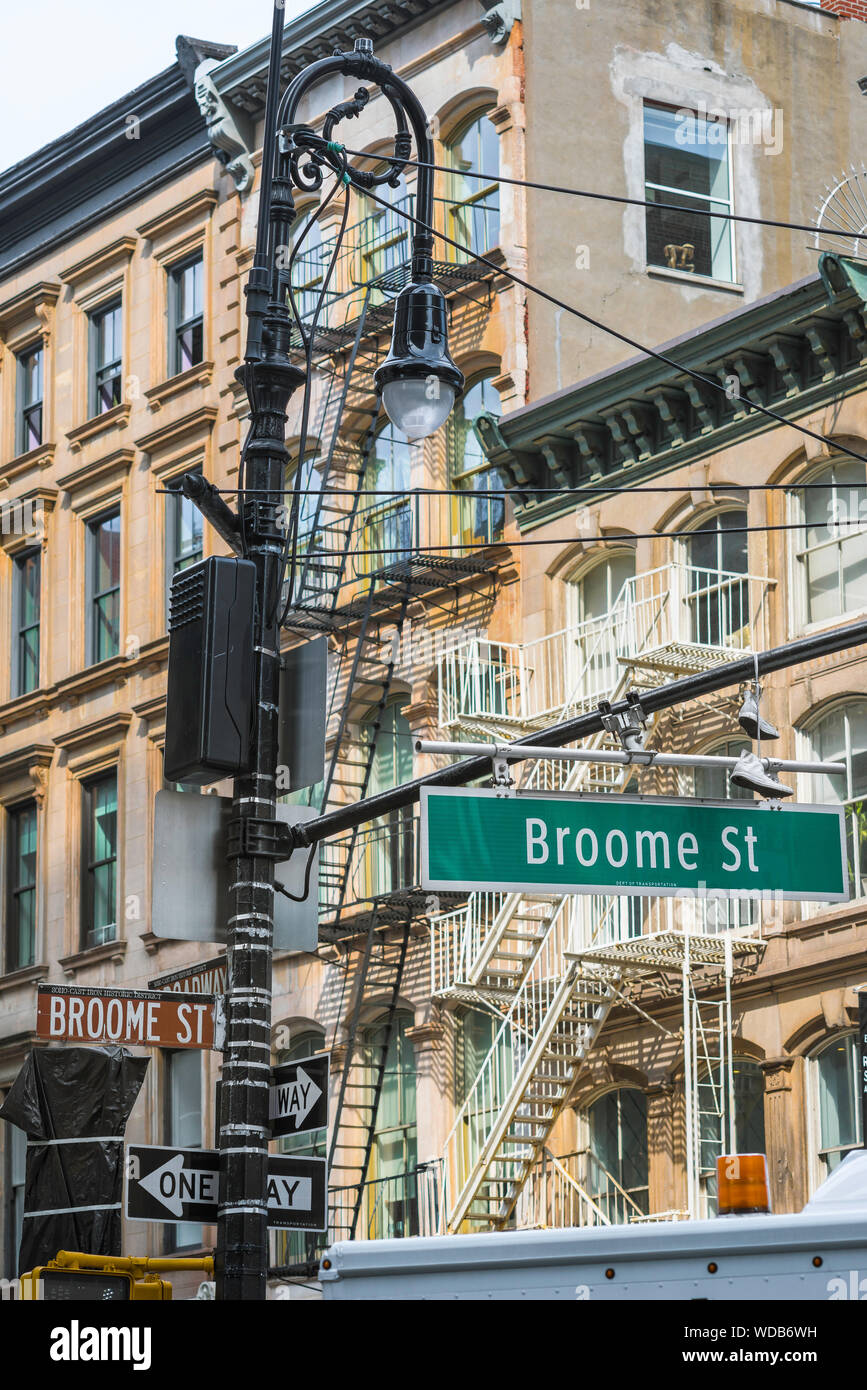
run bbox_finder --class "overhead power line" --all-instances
[359,183,867,472]
[338,145,857,242]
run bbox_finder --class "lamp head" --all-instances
[374,281,464,440]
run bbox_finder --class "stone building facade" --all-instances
[0,0,866,1290]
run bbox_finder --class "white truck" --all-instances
[317,1151,867,1300]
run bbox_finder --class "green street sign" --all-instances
[420,788,849,903]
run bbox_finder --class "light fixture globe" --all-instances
[374,281,464,440]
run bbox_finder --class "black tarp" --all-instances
[0,1046,149,1275]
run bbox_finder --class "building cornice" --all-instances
[210,0,464,114]
[479,257,867,529]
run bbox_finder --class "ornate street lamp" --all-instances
[202,11,464,1303]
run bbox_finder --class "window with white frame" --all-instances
[793,460,867,626]
[683,509,749,647]
[447,112,499,262]
[643,103,734,282]
[359,173,411,287]
[289,215,332,323]
[810,1033,861,1178]
[565,551,636,704]
[586,1087,649,1221]
[449,375,504,546]
[699,1057,766,1213]
[801,700,867,901]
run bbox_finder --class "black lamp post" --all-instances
[211,9,462,1301]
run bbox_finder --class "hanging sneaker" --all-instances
[729,750,793,798]
[737,686,779,741]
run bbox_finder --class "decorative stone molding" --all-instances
[144,360,215,413]
[57,447,134,506]
[58,939,127,975]
[137,189,219,244]
[59,236,137,292]
[135,405,218,459]
[406,1021,445,1052]
[65,403,132,453]
[53,710,132,759]
[0,742,54,800]
[0,441,56,488]
[194,60,255,193]
[760,1055,796,1092]
[479,0,521,45]
[0,281,61,346]
[0,962,48,993]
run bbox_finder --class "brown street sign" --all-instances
[36,984,223,1050]
[149,954,228,996]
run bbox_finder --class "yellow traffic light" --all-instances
[19,1250,213,1300]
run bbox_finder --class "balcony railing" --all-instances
[320,814,419,921]
[270,1160,447,1271]
[286,489,504,612]
[515,1149,649,1230]
[439,562,773,730]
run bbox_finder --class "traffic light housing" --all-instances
[20,1265,172,1300]
[164,556,256,786]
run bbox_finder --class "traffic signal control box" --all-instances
[164,557,256,786]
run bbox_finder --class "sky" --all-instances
[0,0,317,172]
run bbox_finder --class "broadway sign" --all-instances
[36,985,223,1050]
[421,788,849,902]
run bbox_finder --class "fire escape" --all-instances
[278,204,504,1247]
[430,564,773,1230]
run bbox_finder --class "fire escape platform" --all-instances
[621,642,751,680]
[565,931,766,975]
[283,549,505,635]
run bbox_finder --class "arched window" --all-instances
[566,551,636,703]
[689,737,756,931]
[362,1011,418,1237]
[793,460,867,626]
[358,418,414,574]
[449,374,504,546]
[359,172,411,287]
[586,1088,649,1221]
[359,698,415,897]
[699,1058,766,1212]
[684,509,749,647]
[447,112,499,260]
[811,1033,861,1177]
[802,700,867,900]
[289,214,332,323]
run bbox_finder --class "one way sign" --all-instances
[269,1051,329,1139]
[126,1146,327,1231]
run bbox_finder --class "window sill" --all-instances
[797,608,867,642]
[58,939,127,975]
[646,266,744,295]
[66,403,131,453]
[0,441,56,486]
[145,360,214,413]
[0,962,48,993]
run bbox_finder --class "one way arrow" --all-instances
[270,1064,322,1130]
[138,1153,186,1218]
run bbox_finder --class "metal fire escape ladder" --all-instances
[327,908,412,1240]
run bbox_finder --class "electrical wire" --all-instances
[337,145,860,243]
[358,182,867,473]
[160,480,866,498]
[293,515,867,560]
